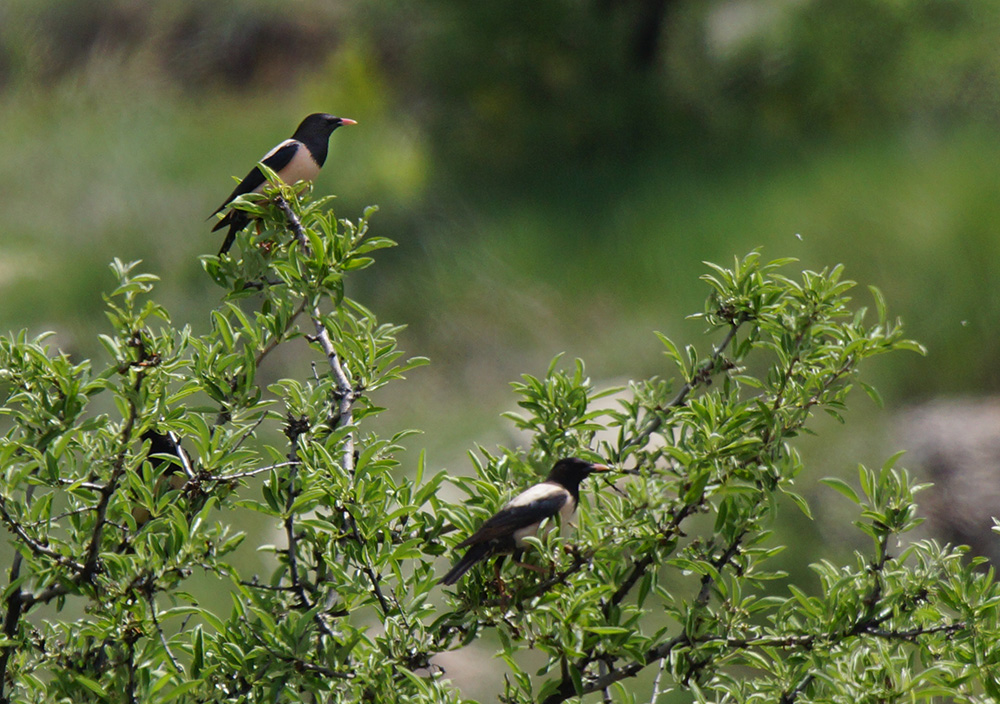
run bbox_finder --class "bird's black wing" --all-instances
[439,542,493,586]
[210,140,301,221]
[456,492,568,549]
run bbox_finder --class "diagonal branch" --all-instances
[0,496,85,573]
[282,416,339,640]
[145,588,182,673]
[343,506,391,616]
[621,319,743,457]
[255,297,308,367]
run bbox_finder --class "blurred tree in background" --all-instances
[6,0,1000,176]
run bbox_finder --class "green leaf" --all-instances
[583,626,630,635]
[820,477,861,504]
[783,489,813,519]
[72,676,107,697]
[161,679,204,702]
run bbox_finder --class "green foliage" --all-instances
[0,188,997,704]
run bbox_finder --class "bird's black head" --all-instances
[293,113,358,141]
[545,457,610,492]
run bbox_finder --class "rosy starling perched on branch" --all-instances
[439,458,610,586]
[210,113,356,254]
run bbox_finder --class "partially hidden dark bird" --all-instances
[439,458,611,586]
[132,429,192,527]
[210,113,357,255]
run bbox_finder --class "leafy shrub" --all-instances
[0,183,996,703]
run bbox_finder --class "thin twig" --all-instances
[209,461,299,482]
[229,412,269,455]
[243,623,353,681]
[55,479,105,491]
[343,506,391,616]
[19,581,72,609]
[124,634,138,704]
[83,371,145,577]
[239,579,298,592]
[695,530,746,607]
[779,674,814,704]
[146,589,182,673]
[481,547,595,609]
[663,319,742,406]
[647,656,669,704]
[604,501,697,616]
[25,505,93,526]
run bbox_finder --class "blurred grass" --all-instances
[384,126,1000,400]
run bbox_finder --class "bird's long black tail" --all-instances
[439,543,492,586]
[219,227,236,255]
[215,211,249,255]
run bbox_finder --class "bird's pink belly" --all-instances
[512,502,577,547]
[253,149,320,194]
[513,522,542,546]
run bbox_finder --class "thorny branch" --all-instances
[276,196,397,634]
[275,196,357,476]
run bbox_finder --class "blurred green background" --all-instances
[2,0,999,696]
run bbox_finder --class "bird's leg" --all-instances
[512,560,547,574]
[254,220,280,254]
[510,547,547,575]
[491,554,507,589]
[490,555,514,606]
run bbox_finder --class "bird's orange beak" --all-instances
[589,463,611,473]
[339,118,358,126]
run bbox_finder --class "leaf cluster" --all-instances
[0,186,996,704]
